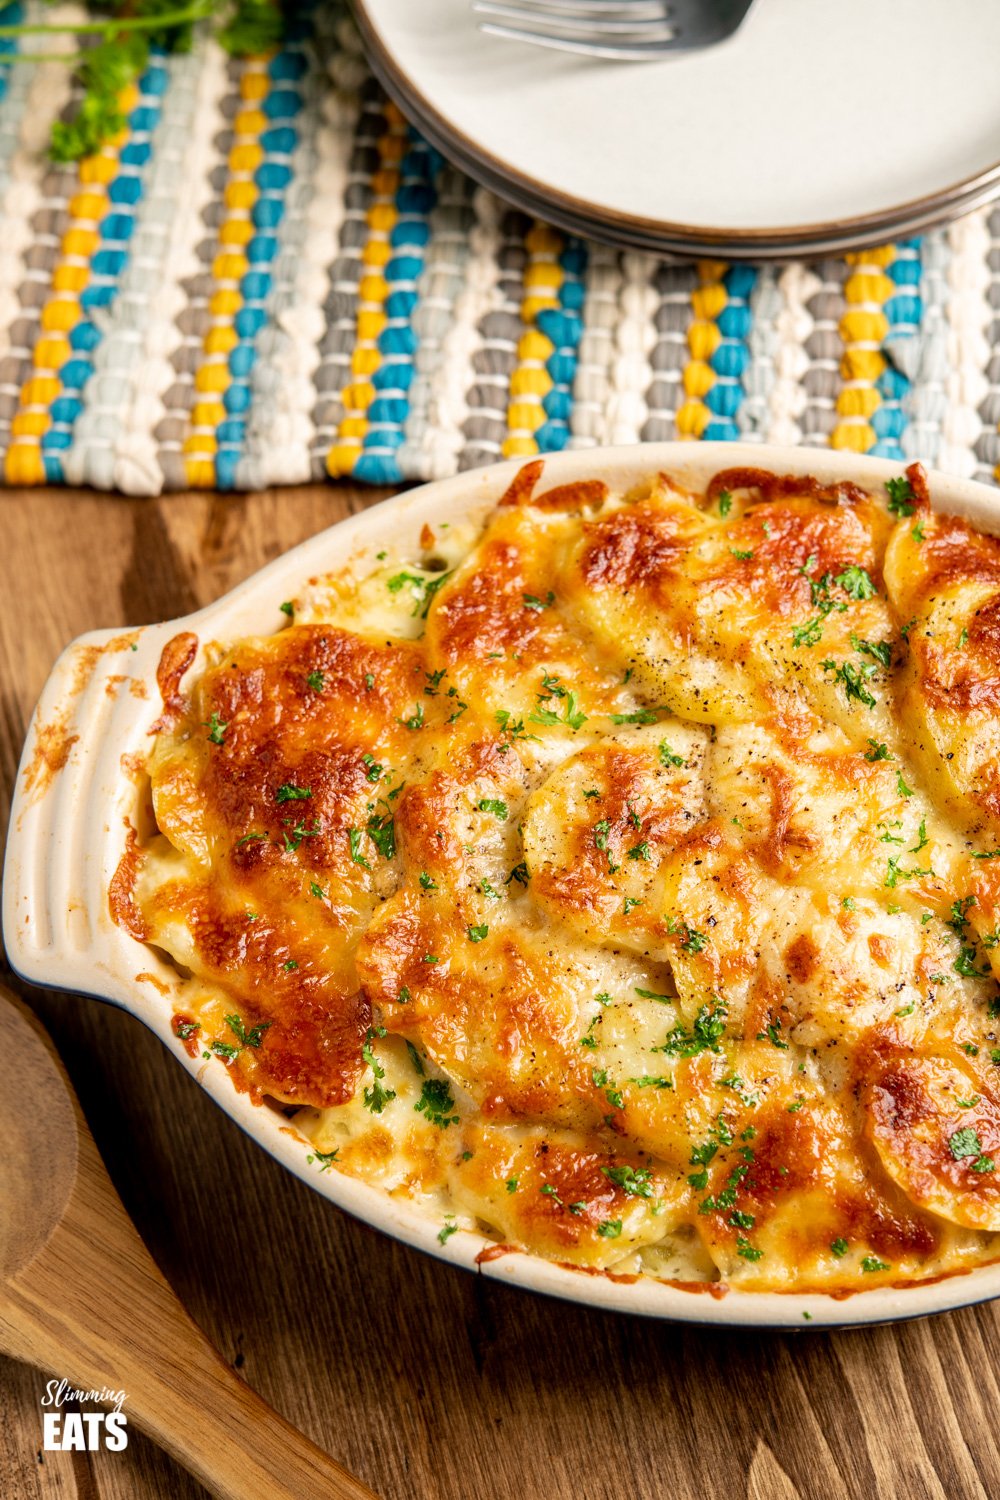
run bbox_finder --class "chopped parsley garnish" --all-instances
[405,1041,425,1076]
[281,818,320,853]
[306,1148,340,1172]
[309,881,326,900]
[592,1067,624,1110]
[687,1139,718,1190]
[362,753,383,783]
[506,1177,519,1193]
[635,987,673,1003]
[822,658,877,709]
[523,591,555,611]
[717,489,732,516]
[896,771,914,798]
[667,915,707,954]
[306,670,325,692]
[531,674,588,731]
[954,946,990,979]
[467,924,488,943]
[830,1238,849,1258]
[798,557,848,615]
[658,742,686,769]
[627,841,651,861]
[655,1002,727,1058]
[279,601,294,617]
[399,702,425,731]
[730,548,754,561]
[362,1027,396,1114]
[861,1255,890,1274]
[947,1127,994,1173]
[865,739,892,762]
[386,569,453,618]
[851,633,892,669]
[609,708,662,726]
[792,617,824,648]
[886,476,914,516]
[758,1016,789,1050]
[597,1219,623,1239]
[276,783,311,803]
[478,798,508,820]
[224,1012,272,1049]
[419,871,437,891]
[884,854,932,889]
[204,712,228,745]
[912,520,926,543]
[424,668,447,695]
[174,1019,200,1041]
[438,1220,458,1245]
[415,1077,459,1128]
[719,1074,760,1106]
[594,819,611,851]
[601,1165,653,1199]
[623,896,643,915]
[365,812,396,861]
[205,1041,241,1062]
[494,709,540,743]
[836,564,877,600]
[236,832,267,848]
[348,828,371,869]
[736,1239,763,1263]
[629,1075,674,1091]
[505,861,530,887]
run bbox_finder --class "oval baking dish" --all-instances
[8,441,1000,1329]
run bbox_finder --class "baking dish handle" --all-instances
[2,625,156,999]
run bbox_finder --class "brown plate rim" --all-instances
[352,0,1000,258]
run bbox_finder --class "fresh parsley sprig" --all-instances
[1,0,285,162]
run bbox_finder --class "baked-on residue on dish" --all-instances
[114,461,1000,1293]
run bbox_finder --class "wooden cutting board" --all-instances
[2,483,999,1500]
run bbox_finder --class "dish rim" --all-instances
[352,0,1000,260]
[8,439,1000,1329]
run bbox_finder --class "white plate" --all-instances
[7,442,1000,1327]
[354,0,1000,258]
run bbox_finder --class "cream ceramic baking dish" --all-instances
[8,441,1000,1328]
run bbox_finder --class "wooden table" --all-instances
[2,484,1000,1500]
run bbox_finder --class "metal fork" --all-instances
[473,0,756,59]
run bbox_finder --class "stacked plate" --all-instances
[354,0,1000,259]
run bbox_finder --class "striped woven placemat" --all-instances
[0,2,997,494]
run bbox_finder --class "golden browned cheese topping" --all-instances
[120,462,1000,1293]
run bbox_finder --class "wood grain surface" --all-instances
[2,484,1000,1500]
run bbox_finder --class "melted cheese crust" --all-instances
[120,462,1000,1294]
